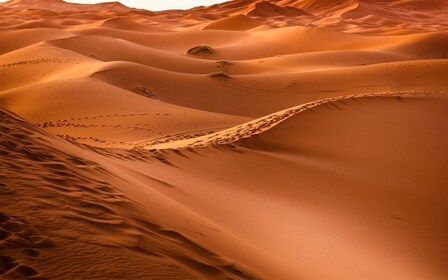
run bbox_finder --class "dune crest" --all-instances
[139,91,446,150]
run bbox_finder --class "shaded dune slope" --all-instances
[0,108,262,280]
[128,92,448,279]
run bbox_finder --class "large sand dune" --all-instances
[1,0,447,279]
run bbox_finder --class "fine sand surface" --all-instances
[1,0,448,279]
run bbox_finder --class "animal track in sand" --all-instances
[36,113,223,148]
[36,112,171,128]
[141,91,448,150]
[136,128,226,148]
[55,134,144,149]
[0,58,82,68]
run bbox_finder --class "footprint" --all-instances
[0,212,10,223]
[0,256,18,275]
[0,229,11,241]
[22,249,40,258]
[15,264,38,277]
[2,221,25,233]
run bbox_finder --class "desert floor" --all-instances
[1,0,448,279]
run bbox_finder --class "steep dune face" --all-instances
[248,1,312,18]
[290,0,359,15]
[136,93,448,279]
[241,93,448,278]
[385,32,448,59]
[203,14,262,31]
[1,0,448,279]
[342,0,448,26]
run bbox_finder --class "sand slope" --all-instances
[0,108,268,279]
[1,0,448,279]
[134,92,448,279]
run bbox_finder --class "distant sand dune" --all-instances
[203,14,262,31]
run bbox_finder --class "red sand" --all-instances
[1,0,448,279]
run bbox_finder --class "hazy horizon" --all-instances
[0,0,228,10]
[67,0,228,11]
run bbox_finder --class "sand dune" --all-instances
[248,1,312,18]
[143,92,448,279]
[1,0,448,279]
[2,0,130,11]
[203,14,262,31]
[0,108,268,279]
[0,28,71,54]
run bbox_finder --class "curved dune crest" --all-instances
[156,91,448,279]
[99,17,156,31]
[140,91,447,150]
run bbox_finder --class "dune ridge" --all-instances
[139,91,447,150]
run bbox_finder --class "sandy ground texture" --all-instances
[1,0,448,279]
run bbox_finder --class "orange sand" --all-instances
[1,0,448,279]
